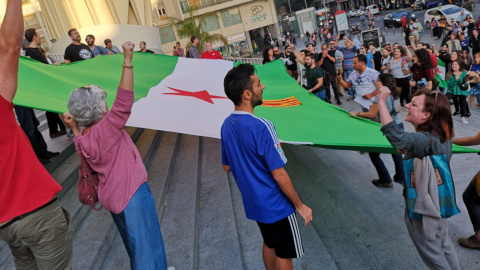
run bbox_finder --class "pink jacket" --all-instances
[73,88,147,214]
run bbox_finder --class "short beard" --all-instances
[252,98,263,107]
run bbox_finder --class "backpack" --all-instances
[77,152,102,211]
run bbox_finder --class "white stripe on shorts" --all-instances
[288,213,304,257]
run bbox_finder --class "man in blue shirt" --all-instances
[85,34,111,56]
[221,64,312,269]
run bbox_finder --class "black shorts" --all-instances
[257,213,304,259]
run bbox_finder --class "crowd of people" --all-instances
[253,6,480,269]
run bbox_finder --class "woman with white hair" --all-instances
[64,42,168,269]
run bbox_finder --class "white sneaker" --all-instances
[462,117,469,124]
[167,267,175,270]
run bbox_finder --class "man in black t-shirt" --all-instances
[16,28,63,164]
[317,43,341,105]
[369,43,382,72]
[64,28,93,64]
[304,54,325,101]
[284,46,298,80]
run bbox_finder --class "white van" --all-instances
[367,5,380,15]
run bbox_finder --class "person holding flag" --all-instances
[64,41,169,269]
[221,64,312,270]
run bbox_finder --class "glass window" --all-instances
[179,0,189,14]
[159,26,176,44]
[442,7,462,15]
[220,8,242,27]
[201,15,220,32]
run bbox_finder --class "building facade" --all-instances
[0,0,280,57]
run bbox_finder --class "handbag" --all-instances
[403,137,460,219]
[77,152,102,211]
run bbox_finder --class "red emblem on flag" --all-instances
[163,87,228,104]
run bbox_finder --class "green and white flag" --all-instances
[436,57,447,88]
[13,53,477,154]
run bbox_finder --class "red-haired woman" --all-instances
[377,89,460,270]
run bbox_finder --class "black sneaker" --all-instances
[372,179,393,188]
[42,151,60,159]
[466,113,472,120]
[337,100,342,105]
[453,111,461,116]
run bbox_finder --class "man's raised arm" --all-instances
[0,0,24,103]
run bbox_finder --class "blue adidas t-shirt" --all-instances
[221,111,295,224]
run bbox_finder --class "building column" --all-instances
[245,31,254,56]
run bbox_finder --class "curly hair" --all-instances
[413,49,432,70]
[67,85,108,127]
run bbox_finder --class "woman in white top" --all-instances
[387,46,412,106]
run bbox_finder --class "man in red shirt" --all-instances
[200,41,223,59]
[401,15,407,28]
[0,0,73,268]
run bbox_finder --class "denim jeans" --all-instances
[314,90,326,101]
[111,182,167,270]
[463,173,480,233]
[368,123,405,184]
[343,69,355,98]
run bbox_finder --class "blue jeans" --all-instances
[369,123,405,184]
[111,182,167,270]
[314,90,326,101]
[343,69,355,98]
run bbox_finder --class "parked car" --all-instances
[347,10,357,17]
[357,10,367,17]
[383,11,416,28]
[424,5,472,29]
[366,5,380,15]
[424,0,447,9]
[411,0,427,10]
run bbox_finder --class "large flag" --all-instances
[437,57,447,88]
[13,53,478,154]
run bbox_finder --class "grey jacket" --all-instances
[188,45,200,59]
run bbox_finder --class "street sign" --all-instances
[334,10,348,33]
[361,28,380,48]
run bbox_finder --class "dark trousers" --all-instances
[395,77,411,106]
[324,75,339,103]
[464,174,480,233]
[433,27,443,39]
[14,105,47,157]
[404,27,411,46]
[452,95,470,116]
[46,111,66,134]
[368,123,405,184]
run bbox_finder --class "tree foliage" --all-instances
[169,6,230,56]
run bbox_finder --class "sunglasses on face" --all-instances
[273,50,278,52]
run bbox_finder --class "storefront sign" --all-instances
[227,33,245,41]
[250,13,268,23]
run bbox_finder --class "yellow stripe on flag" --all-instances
[262,96,302,107]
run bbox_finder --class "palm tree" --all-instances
[169,6,230,57]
